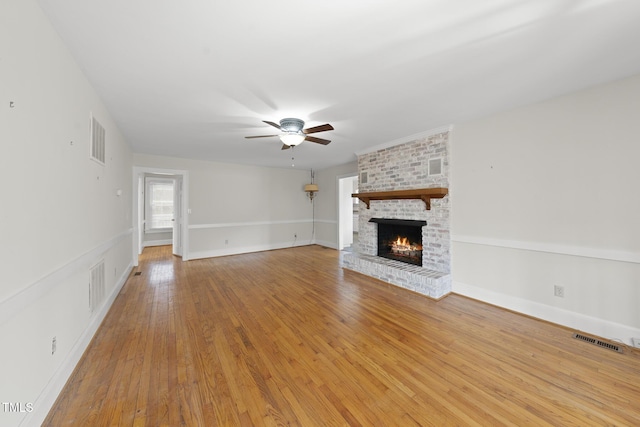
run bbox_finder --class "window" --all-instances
[145,178,174,231]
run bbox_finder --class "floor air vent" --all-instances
[573,333,622,353]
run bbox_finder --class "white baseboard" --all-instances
[23,263,133,427]
[313,239,338,249]
[142,239,172,248]
[453,280,640,346]
[188,240,313,260]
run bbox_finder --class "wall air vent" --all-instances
[573,333,622,353]
[90,115,106,165]
[428,158,442,176]
[360,171,368,185]
[89,260,106,313]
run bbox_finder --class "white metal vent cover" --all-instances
[428,158,442,176]
[89,260,105,313]
[90,115,106,164]
[360,171,368,184]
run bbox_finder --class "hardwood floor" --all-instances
[44,245,640,426]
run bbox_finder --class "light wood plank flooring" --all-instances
[44,245,640,426]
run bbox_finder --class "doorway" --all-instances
[132,167,189,266]
[143,175,175,249]
[337,174,358,251]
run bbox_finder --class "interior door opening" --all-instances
[143,175,175,250]
[133,167,189,266]
[337,174,358,251]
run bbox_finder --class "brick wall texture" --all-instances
[357,131,450,273]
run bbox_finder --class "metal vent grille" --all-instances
[90,115,106,164]
[360,171,368,184]
[428,158,442,176]
[573,333,622,353]
[89,260,105,313]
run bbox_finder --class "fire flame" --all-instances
[391,236,422,252]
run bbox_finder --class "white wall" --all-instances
[315,162,358,248]
[0,0,133,425]
[133,154,317,258]
[451,74,640,344]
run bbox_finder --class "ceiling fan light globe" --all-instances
[279,133,305,146]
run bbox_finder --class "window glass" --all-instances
[147,180,174,230]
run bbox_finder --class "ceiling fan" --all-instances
[245,118,334,150]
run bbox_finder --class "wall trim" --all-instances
[315,239,338,249]
[188,240,313,260]
[314,219,338,224]
[355,124,453,156]
[143,239,173,248]
[0,229,133,325]
[452,234,640,264]
[189,219,314,229]
[452,280,640,346]
[24,263,133,427]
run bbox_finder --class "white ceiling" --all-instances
[37,0,640,170]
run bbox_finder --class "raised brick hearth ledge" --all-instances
[342,252,452,299]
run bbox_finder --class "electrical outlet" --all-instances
[554,285,565,298]
[225,239,228,245]
[52,336,57,355]
[632,338,640,348]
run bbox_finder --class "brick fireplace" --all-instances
[342,130,451,299]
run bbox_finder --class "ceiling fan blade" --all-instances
[305,135,331,145]
[263,120,282,130]
[245,134,279,139]
[303,123,334,134]
[281,144,291,150]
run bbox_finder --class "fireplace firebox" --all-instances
[369,218,426,266]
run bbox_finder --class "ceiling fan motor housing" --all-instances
[280,118,304,132]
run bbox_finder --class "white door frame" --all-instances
[172,176,183,257]
[132,166,190,266]
[336,173,358,250]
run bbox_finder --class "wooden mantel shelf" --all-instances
[352,187,448,210]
